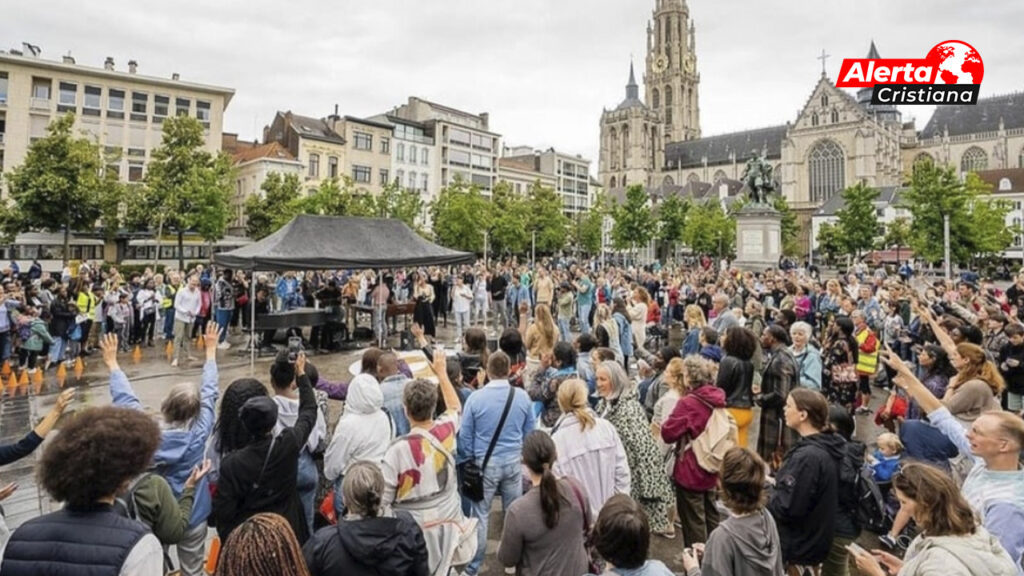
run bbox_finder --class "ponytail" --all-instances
[538,464,560,529]
[557,379,595,431]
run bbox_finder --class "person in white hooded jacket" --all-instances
[270,352,328,537]
[853,462,1018,576]
[324,372,393,519]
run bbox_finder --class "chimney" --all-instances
[62,54,75,65]
[128,60,137,74]
[104,56,114,71]
[479,112,489,129]
[171,72,180,81]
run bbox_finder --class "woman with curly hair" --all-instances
[216,513,311,576]
[2,406,166,575]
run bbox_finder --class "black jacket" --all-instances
[835,439,866,539]
[716,355,754,409]
[999,342,1024,394]
[213,373,317,543]
[303,511,429,576]
[768,430,845,565]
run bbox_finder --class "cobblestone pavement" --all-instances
[0,317,891,575]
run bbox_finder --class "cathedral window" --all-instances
[808,139,845,203]
[713,169,727,183]
[652,88,660,108]
[663,175,675,187]
[811,113,818,127]
[666,108,673,125]
[622,126,630,168]
[664,85,673,106]
[687,173,700,185]
[821,94,829,107]
[960,146,988,173]
[831,109,839,123]
[610,176,617,188]
[1017,146,1024,168]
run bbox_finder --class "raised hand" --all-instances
[204,321,221,356]
[52,388,75,415]
[0,482,18,501]
[185,459,212,490]
[99,333,120,371]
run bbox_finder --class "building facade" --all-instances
[0,49,233,192]
[365,113,440,205]
[333,115,394,195]
[222,135,304,234]
[499,146,593,216]
[263,110,347,191]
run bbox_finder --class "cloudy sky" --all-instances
[7,0,1023,169]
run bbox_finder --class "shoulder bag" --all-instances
[459,386,515,502]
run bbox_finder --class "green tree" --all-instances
[968,192,1015,261]
[301,177,374,218]
[244,172,304,240]
[576,193,608,255]
[140,115,233,269]
[488,181,529,255]
[527,181,569,254]
[4,113,115,264]
[611,184,655,257]
[683,200,735,258]
[773,196,801,257]
[366,180,426,232]
[834,182,879,258]
[879,216,912,263]
[431,176,491,252]
[656,194,689,258]
[815,221,844,265]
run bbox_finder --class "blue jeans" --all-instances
[163,310,175,340]
[215,309,232,342]
[465,455,523,575]
[900,419,958,468]
[578,302,592,335]
[48,337,65,365]
[333,474,345,520]
[297,451,318,536]
[0,331,10,362]
[558,318,571,342]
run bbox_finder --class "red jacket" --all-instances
[661,384,727,491]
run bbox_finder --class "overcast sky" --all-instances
[6,0,1023,170]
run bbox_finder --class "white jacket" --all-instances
[324,374,393,481]
[901,527,1018,576]
[550,411,631,516]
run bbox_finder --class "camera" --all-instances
[287,336,304,363]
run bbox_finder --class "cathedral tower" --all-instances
[645,0,700,142]
[598,62,662,190]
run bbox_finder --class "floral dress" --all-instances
[596,388,672,533]
[823,337,857,411]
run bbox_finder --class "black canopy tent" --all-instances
[212,215,475,372]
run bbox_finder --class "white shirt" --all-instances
[452,285,473,313]
[174,286,201,323]
[120,534,163,576]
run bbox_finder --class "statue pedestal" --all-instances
[733,205,782,272]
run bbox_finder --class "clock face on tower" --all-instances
[654,54,668,73]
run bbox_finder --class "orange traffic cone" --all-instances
[31,369,43,395]
[1,360,10,377]
[204,536,221,574]
[56,362,67,387]
[6,372,16,394]
[132,345,142,364]
[73,357,84,380]
[195,333,205,350]
[166,341,174,362]
[18,370,28,386]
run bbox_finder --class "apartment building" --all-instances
[500,146,593,216]
[263,110,347,191]
[331,115,393,195]
[223,134,304,234]
[0,48,233,191]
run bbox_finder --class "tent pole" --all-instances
[250,273,256,375]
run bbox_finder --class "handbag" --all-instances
[567,478,601,575]
[833,363,858,384]
[458,386,515,502]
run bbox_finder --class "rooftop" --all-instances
[664,124,787,169]
[920,92,1024,140]
[232,141,298,165]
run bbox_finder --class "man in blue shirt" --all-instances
[458,351,535,576]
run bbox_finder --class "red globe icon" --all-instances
[926,40,984,84]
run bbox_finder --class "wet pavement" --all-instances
[0,321,890,575]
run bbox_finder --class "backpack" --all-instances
[855,464,889,533]
[113,471,154,523]
[686,396,738,474]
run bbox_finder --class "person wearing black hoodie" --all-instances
[213,352,317,544]
[304,461,428,576]
[767,388,845,574]
[822,405,865,576]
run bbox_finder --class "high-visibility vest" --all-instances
[161,285,177,309]
[855,328,879,376]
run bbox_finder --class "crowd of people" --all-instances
[0,255,1023,576]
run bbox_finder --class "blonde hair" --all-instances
[557,379,596,431]
[877,432,904,454]
[533,304,557,351]
[684,304,706,328]
[664,357,687,393]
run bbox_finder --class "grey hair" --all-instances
[161,382,200,427]
[598,360,631,400]
[712,293,729,305]
[681,356,716,389]
[343,461,386,518]
[850,309,866,321]
[790,321,814,339]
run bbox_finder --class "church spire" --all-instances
[626,61,639,100]
[866,40,880,59]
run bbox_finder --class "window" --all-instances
[471,134,492,151]
[380,168,389,184]
[420,147,428,165]
[808,139,845,203]
[175,97,190,116]
[58,82,77,111]
[31,78,51,100]
[821,94,829,107]
[652,88,660,109]
[831,109,840,123]
[308,153,320,178]
[396,169,404,185]
[449,149,470,166]
[397,143,406,162]
[1019,147,1024,169]
[127,148,146,157]
[131,92,148,121]
[449,128,471,146]
[83,86,101,116]
[811,113,819,126]
[128,162,144,182]
[409,171,417,189]
[960,146,988,173]
[912,152,933,168]
[0,72,7,103]
[381,137,390,154]
[196,100,211,125]
[153,95,169,122]
[407,146,416,163]
[108,89,125,119]
[354,132,372,150]
[713,169,727,183]
[421,173,428,191]
[328,156,338,178]
[471,174,491,189]
[471,154,492,170]
[353,165,371,183]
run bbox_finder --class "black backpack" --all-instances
[855,464,889,533]
[113,472,154,522]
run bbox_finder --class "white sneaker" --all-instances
[217,341,231,350]
[171,359,179,367]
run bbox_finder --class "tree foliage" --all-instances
[880,217,912,250]
[656,194,689,256]
[576,193,608,255]
[365,180,426,233]
[244,172,304,240]
[488,181,529,255]
[815,222,844,264]
[4,113,121,262]
[527,181,570,253]
[902,163,1014,265]
[430,176,490,253]
[773,196,801,257]
[683,200,735,257]
[611,184,655,254]
[834,182,879,257]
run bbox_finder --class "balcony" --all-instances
[30,97,51,111]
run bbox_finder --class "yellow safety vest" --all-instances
[855,328,879,376]
[161,285,177,309]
